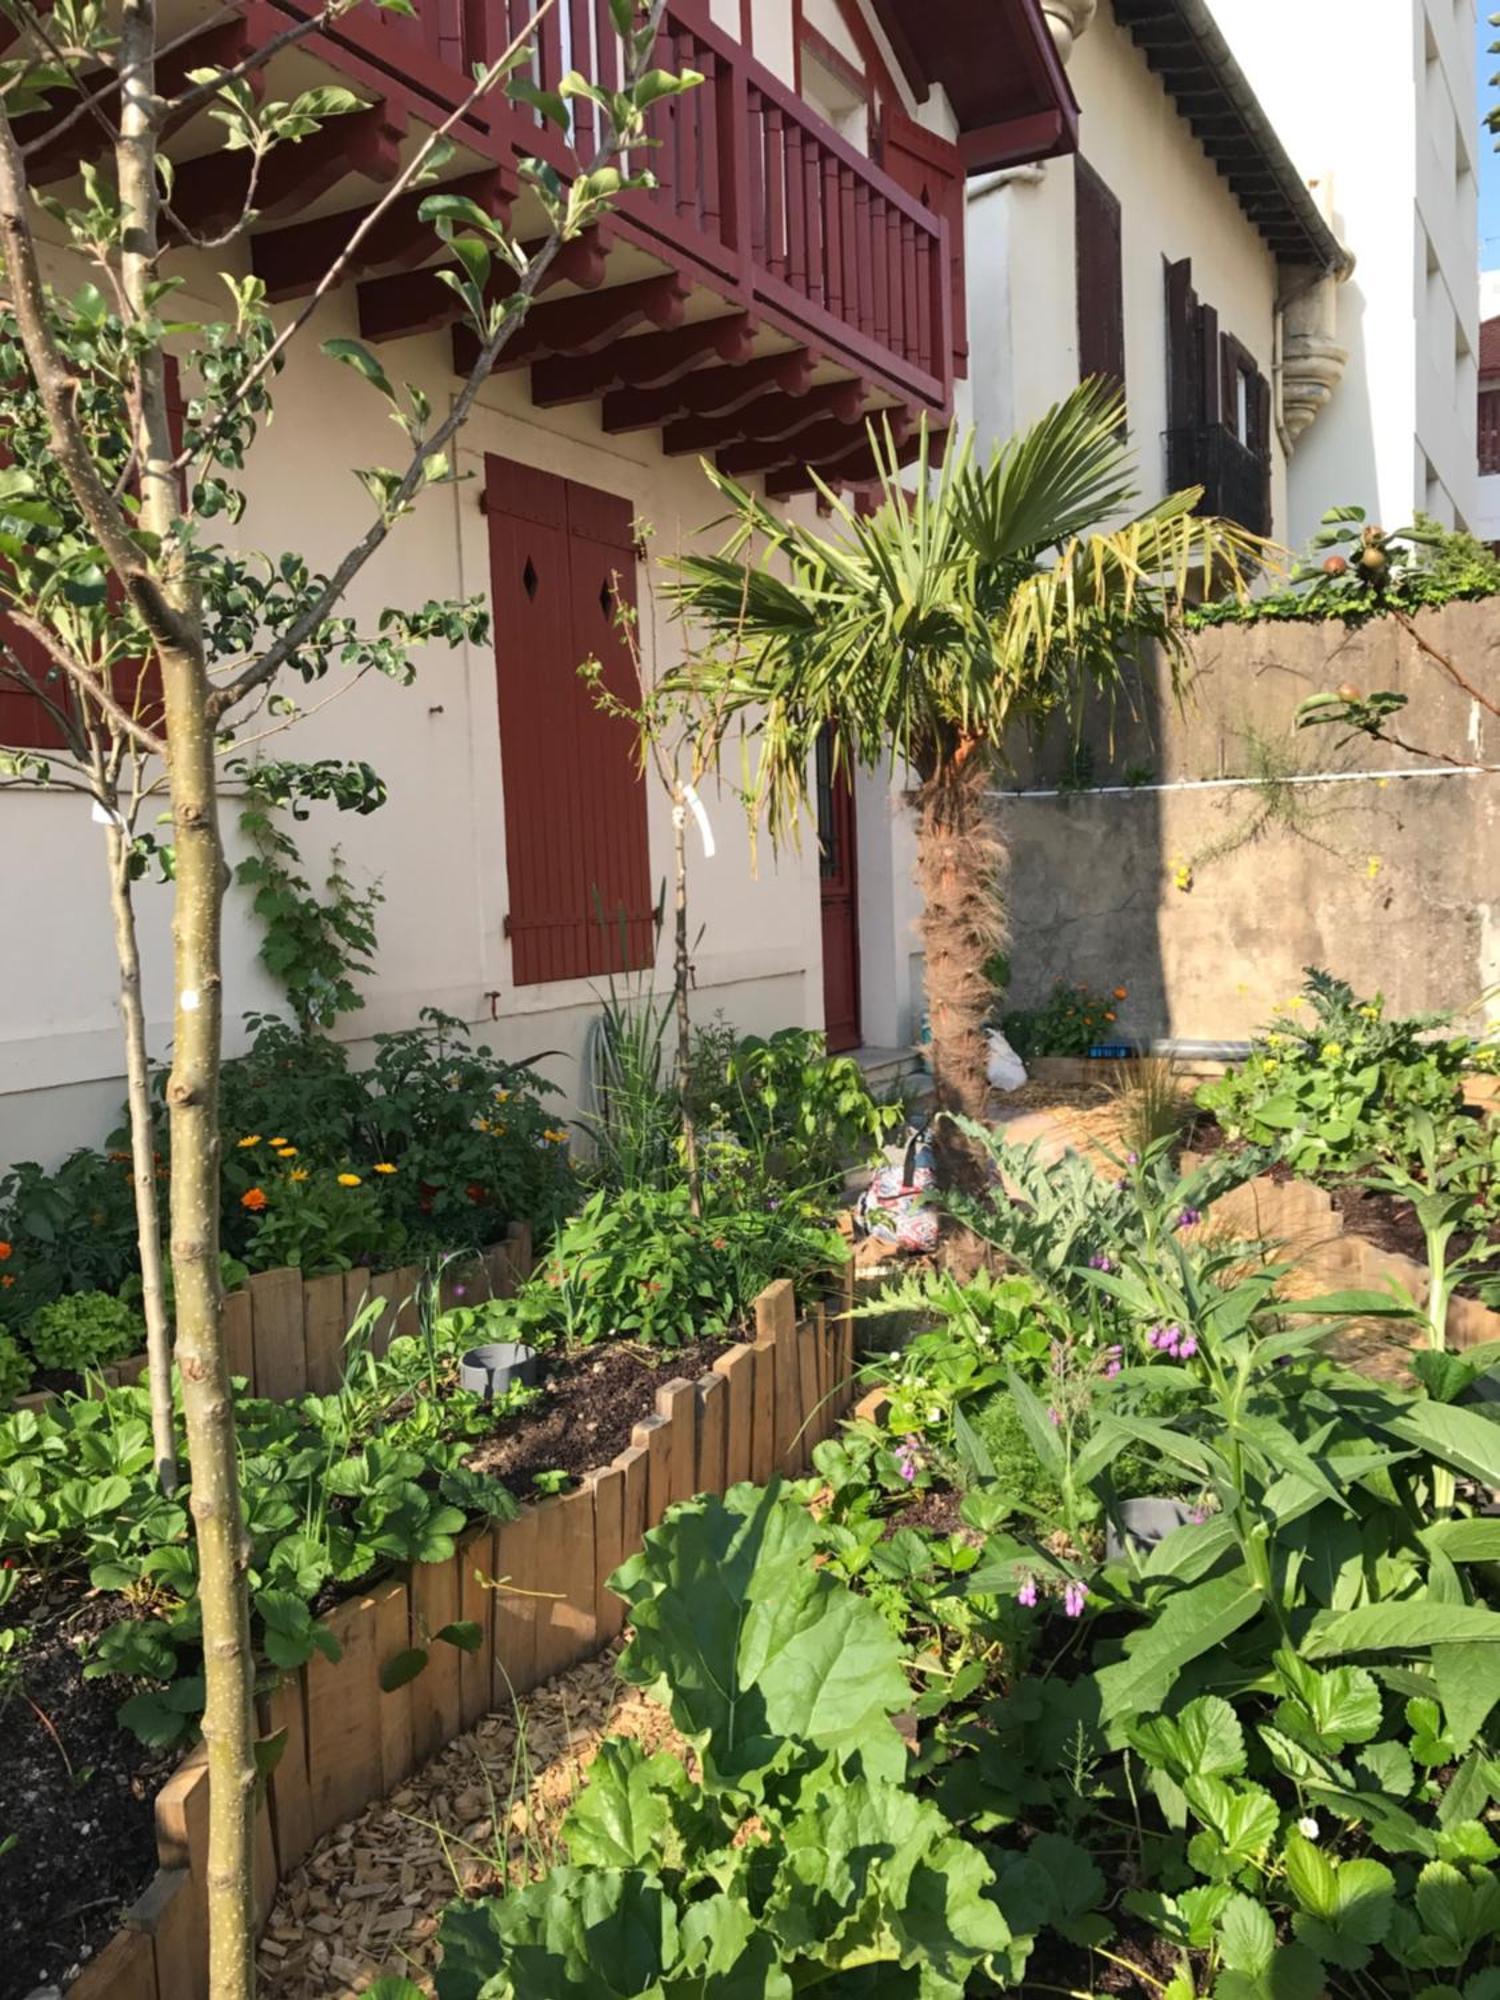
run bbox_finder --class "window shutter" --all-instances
[877,105,968,374]
[1074,157,1124,394]
[483,453,654,986]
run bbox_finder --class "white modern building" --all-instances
[1212,0,1480,547]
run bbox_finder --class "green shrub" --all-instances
[0,1332,31,1406]
[1196,967,1484,1176]
[0,1148,143,1327]
[1190,506,1500,629]
[1002,977,1127,1059]
[25,1291,144,1373]
[510,1183,844,1350]
[688,1025,898,1189]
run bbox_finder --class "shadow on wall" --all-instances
[996,601,1500,1045]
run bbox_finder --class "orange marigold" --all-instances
[240,1187,268,1212]
[1113,986,1128,1001]
[0,1241,11,1260]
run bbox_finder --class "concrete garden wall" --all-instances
[64,1273,856,1999]
[999,599,1500,1046]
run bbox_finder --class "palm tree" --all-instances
[669,381,1260,1172]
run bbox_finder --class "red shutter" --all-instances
[1074,157,1124,395]
[877,106,967,375]
[483,453,654,986]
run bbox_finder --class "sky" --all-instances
[1478,10,1500,282]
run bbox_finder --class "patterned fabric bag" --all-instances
[856,1123,939,1252]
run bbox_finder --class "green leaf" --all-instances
[1388,1401,1500,1488]
[562,1739,689,1869]
[611,1484,911,1791]
[1218,1893,1274,1976]
[321,337,397,403]
[1094,1571,1263,1728]
[1432,1644,1500,1755]
[433,1620,483,1654]
[1302,1603,1500,1658]
[1133,1695,1245,1781]
[379,1647,428,1693]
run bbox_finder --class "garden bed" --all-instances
[42,1276,853,2000]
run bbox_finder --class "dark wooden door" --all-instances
[817,731,860,1052]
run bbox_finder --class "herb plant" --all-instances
[25,1292,145,1374]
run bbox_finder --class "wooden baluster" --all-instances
[802,134,822,306]
[886,206,903,355]
[915,232,933,377]
[435,0,463,68]
[854,180,873,336]
[592,0,620,89]
[747,87,767,262]
[568,0,595,151]
[838,163,858,331]
[912,219,924,372]
[538,0,563,99]
[822,152,843,322]
[698,46,721,236]
[768,104,792,282]
[784,119,805,289]
[870,193,889,346]
[675,30,699,225]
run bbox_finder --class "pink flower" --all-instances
[895,1435,921,1484]
[1179,1333,1199,1358]
[1017,1576,1038,1608]
[1063,1581,1088,1618]
[1048,1406,1061,1426]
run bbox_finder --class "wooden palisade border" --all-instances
[65,1263,856,1998]
[15,1223,533,1415]
[1183,1157,1500,1353]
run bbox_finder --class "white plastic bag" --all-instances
[986,1027,1027,1093]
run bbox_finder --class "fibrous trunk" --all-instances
[913,749,1005,1186]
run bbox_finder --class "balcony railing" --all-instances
[1166,423,1272,539]
[275,0,954,413]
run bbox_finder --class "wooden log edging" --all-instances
[65,1263,857,1999]
[1184,1157,1500,1354]
[15,1223,534,1417]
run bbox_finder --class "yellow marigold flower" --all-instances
[373,1162,397,1174]
[337,1173,362,1187]
[543,1127,569,1144]
[290,1168,309,1182]
[275,1145,298,1158]
[238,1134,262,1148]
[268,1137,287,1148]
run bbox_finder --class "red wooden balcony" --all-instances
[20,0,1072,491]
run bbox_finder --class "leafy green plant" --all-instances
[234,1160,406,1276]
[509,1183,843,1350]
[1002,976,1128,1059]
[0,1148,144,1326]
[1197,969,1486,1177]
[1189,507,1500,630]
[25,1291,144,1374]
[689,1026,899,1191]
[0,1333,32,1407]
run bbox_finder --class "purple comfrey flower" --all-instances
[1016,1576,1038,1608]
[1178,1333,1199,1358]
[453,1284,467,1299]
[1089,1252,1115,1272]
[1063,1581,1088,1618]
[1104,1359,1122,1379]
[1188,1507,1209,1525]
[1126,1151,1140,1166]
[1048,1406,1062,1426]
[895,1435,921,1484]
[1149,1323,1189,1359]
[1176,1206,1203,1231]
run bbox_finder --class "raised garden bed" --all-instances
[40,1273,854,2000]
[11,1227,532,1419]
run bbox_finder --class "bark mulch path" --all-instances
[258,1646,685,1998]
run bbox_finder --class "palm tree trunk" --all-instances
[913,747,1005,1185]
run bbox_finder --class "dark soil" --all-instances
[1021,1926,1193,1994]
[0,1577,174,2000]
[884,1487,968,1539]
[464,1334,736,1497]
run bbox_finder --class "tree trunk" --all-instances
[672,794,700,1213]
[119,3,259,1988]
[103,821,178,1492]
[912,747,1005,1187]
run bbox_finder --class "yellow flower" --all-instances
[290,1167,309,1182]
[493,1087,510,1103]
[1266,1033,1284,1049]
[373,1162,397,1174]
[1359,1003,1380,1020]
[1263,1059,1280,1075]
[275,1146,298,1159]
[543,1127,569,1145]
[268,1137,287,1148]
[337,1173,362,1187]
[238,1134,262,1148]
[1324,1042,1344,1061]
[1366,854,1382,880]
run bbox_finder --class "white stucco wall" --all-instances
[0,258,848,1171]
[1212,0,1479,545]
[964,0,1287,537]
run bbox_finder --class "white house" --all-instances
[0,0,1075,1169]
[1212,0,1480,547]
